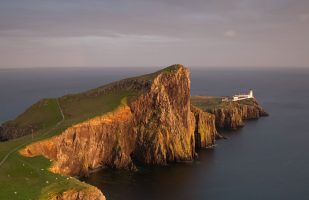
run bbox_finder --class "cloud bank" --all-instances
[0,0,308,68]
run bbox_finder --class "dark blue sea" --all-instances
[1,67,309,200]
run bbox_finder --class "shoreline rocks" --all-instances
[4,65,268,200]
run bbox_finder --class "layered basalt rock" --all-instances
[20,65,198,177]
[19,65,268,180]
[0,123,35,141]
[0,98,58,141]
[191,105,217,149]
[20,105,136,176]
[45,187,106,200]
[2,64,269,200]
[206,99,268,130]
[130,66,195,165]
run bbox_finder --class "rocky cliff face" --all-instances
[20,65,199,177]
[2,64,269,200]
[191,105,217,149]
[130,66,195,165]
[0,126,3,140]
[0,123,33,141]
[45,186,105,200]
[20,105,135,176]
[0,78,152,142]
[207,99,268,130]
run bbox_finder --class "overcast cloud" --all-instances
[0,0,308,68]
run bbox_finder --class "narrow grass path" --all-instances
[0,98,64,167]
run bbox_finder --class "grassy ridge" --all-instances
[191,96,256,111]
[0,98,87,200]
[0,64,183,199]
[0,153,88,200]
[191,96,229,110]
[3,99,62,131]
[0,90,134,199]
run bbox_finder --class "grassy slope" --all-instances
[3,99,62,132]
[0,65,182,200]
[191,96,255,111]
[0,89,136,199]
[0,99,87,200]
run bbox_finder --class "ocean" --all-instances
[1,66,309,200]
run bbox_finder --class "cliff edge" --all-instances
[19,65,204,178]
[0,65,266,200]
[191,96,268,130]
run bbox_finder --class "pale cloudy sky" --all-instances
[0,0,308,68]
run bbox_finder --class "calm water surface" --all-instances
[0,67,308,200]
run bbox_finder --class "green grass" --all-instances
[1,99,62,140]
[191,96,229,110]
[159,64,183,73]
[236,98,256,106]
[59,90,135,122]
[191,96,256,111]
[0,153,89,200]
[4,99,61,129]
[0,90,135,199]
[0,102,88,200]
[0,64,184,199]
[125,64,183,81]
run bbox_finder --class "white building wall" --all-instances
[232,90,254,101]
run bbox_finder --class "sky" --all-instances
[0,0,308,68]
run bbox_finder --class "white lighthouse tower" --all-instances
[248,89,254,98]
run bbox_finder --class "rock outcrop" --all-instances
[1,64,269,200]
[0,98,57,141]
[0,123,34,141]
[20,105,135,176]
[20,65,199,177]
[44,186,105,200]
[0,126,3,140]
[19,65,268,179]
[206,99,268,130]
[191,105,217,149]
[130,66,195,165]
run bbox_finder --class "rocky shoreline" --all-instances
[194,98,268,130]
[1,65,268,199]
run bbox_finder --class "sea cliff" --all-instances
[191,105,218,148]
[45,187,106,200]
[191,96,268,130]
[1,65,267,200]
[20,65,208,178]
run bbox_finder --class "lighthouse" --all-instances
[248,89,254,98]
